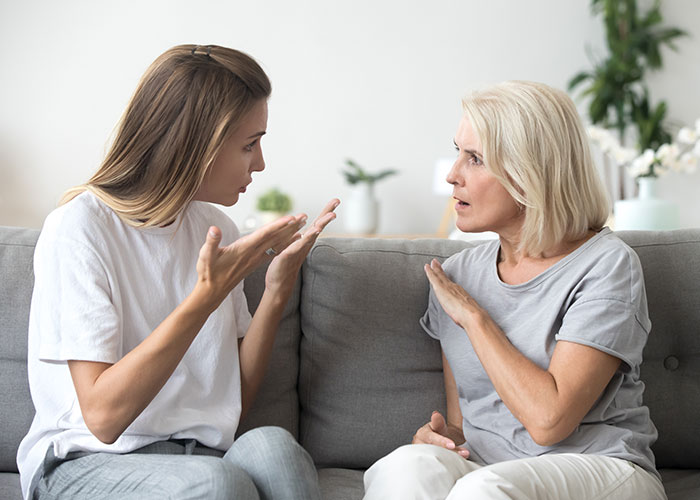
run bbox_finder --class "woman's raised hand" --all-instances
[264,198,339,296]
[194,198,339,312]
[194,213,311,312]
[424,258,487,331]
[412,411,470,458]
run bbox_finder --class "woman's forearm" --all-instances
[237,287,290,419]
[69,291,213,444]
[460,312,619,446]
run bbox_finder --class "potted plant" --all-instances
[256,187,293,225]
[568,0,687,201]
[341,159,398,234]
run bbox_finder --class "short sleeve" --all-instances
[32,234,121,364]
[420,286,442,340]
[554,245,651,369]
[556,298,649,368]
[232,281,252,338]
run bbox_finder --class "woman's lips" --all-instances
[454,198,470,210]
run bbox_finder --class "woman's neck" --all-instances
[497,230,596,285]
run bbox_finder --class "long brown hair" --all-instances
[61,44,271,227]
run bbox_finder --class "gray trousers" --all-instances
[34,426,321,500]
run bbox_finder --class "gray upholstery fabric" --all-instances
[0,227,39,473]
[617,230,700,469]
[299,237,472,468]
[660,469,700,500]
[318,468,364,500]
[237,262,302,438]
[0,472,22,500]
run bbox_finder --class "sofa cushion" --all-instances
[0,226,39,473]
[318,468,364,500]
[237,262,302,438]
[299,237,472,468]
[617,230,700,469]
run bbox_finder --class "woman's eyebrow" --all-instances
[247,131,267,139]
[453,140,482,157]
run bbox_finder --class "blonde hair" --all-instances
[461,81,610,256]
[61,44,271,227]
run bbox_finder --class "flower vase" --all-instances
[613,177,680,231]
[344,183,379,234]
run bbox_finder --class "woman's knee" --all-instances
[372,444,467,474]
[172,457,259,500]
[446,467,514,499]
[365,445,474,500]
[229,426,308,462]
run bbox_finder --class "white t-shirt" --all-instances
[17,192,252,499]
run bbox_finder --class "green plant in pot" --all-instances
[341,158,398,234]
[569,0,692,231]
[568,0,686,198]
[256,187,293,225]
[342,159,398,186]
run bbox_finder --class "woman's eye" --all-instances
[469,154,483,166]
[244,140,257,152]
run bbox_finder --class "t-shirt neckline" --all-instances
[490,227,612,290]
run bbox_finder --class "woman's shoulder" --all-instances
[566,228,646,304]
[582,227,643,273]
[40,192,120,246]
[444,238,499,269]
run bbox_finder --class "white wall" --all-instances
[1,0,699,233]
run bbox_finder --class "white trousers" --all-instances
[363,444,666,500]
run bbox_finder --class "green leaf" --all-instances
[568,71,592,91]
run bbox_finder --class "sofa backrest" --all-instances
[0,227,39,473]
[298,237,469,468]
[297,231,700,470]
[617,230,700,469]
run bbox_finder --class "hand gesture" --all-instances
[424,258,485,330]
[264,198,339,296]
[413,411,469,458]
[194,213,311,312]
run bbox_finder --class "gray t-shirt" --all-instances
[420,228,659,477]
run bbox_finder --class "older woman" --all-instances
[363,81,665,500]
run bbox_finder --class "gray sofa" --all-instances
[2,225,700,500]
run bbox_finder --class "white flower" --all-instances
[679,152,698,174]
[589,122,700,180]
[677,127,698,144]
[612,146,638,164]
[656,143,681,170]
[628,149,655,177]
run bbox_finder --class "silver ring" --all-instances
[265,247,277,257]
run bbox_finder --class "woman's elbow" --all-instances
[525,415,575,447]
[82,407,123,444]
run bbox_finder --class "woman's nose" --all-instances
[252,150,265,173]
[446,159,461,186]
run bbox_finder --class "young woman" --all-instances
[363,81,665,499]
[18,44,338,500]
